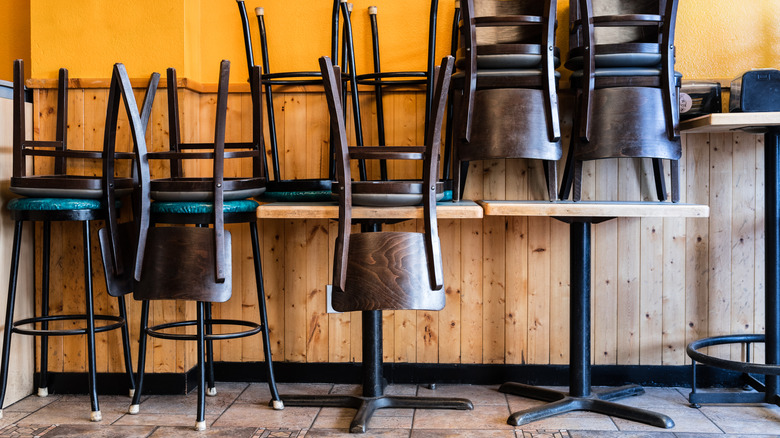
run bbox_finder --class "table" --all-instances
[480,200,709,428]
[680,112,780,406]
[257,201,482,433]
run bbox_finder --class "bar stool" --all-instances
[125,61,282,431]
[0,61,154,422]
[236,0,362,199]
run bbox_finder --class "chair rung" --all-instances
[348,146,425,160]
[11,314,125,337]
[146,318,263,342]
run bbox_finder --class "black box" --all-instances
[729,69,780,112]
[680,81,721,120]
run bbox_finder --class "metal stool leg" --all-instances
[195,302,207,431]
[0,221,24,419]
[129,300,150,414]
[205,303,216,397]
[250,222,282,409]
[117,296,136,397]
[82,221,101,422]
[39,221,50,397]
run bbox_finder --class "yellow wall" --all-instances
[0,1,779,85]
[0,0,31,80]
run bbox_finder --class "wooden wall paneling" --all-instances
[730,132,757,360]
[593,159,618,365]
[239,93,261,362]
[305,219,329,362]
[392,219,418,363]
[306,91,328,182]
[639,215,664,364]
[550,120,572,365]
[662,148,688,365]
[33,89,59,373]
[481,189,505,363]
[526,160,550,365]
[269,91,286,181]
[284,93,307,180]
[460,217,483,364]
[505,159,528,365]
[438,218,462,363]
[284,218,308,362]
[754,133,766,364]
[262,218,286,361]
[684,133,710,364]
[350,225,363,363]
[328,219,351,362]
[617,159,641,365]
[708,133,733,359]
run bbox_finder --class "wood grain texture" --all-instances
[28,83,765,374]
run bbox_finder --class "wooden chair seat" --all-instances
[331,232,445,312]
[350,181,446,207]
[150,177,265,201]
[10,175,133,199]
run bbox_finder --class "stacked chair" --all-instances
[452,0,562,201]
[236,0,364,198]
[559,0,681,202]
[118,61,281,431]
[0,60,153,422]
[278,55,474,433]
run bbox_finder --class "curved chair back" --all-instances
[319,55,454,311]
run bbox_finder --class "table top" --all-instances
[256,201,484,219]
[680,112,780,134]
[479,201,710,218]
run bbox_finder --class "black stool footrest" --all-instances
[12,314,125,336]
[146,318,262,341]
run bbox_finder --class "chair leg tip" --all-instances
[195,421,207,431]
[206,387,217,397]
[128,404,140,415]
[128,389,135,398]
[37,387,48,397]
[90,411,102,422]
[271,400,284,410]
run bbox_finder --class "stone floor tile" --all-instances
[237,383,334,404]
[699,405,780,434]
[146,425,260,437]
[304,429,408,437]
[112,412,198,427]
[567,431,675,438]
[598,387,689,409]
[416,385,507,406]
[611,407,721,433]
[412,404,513,430]
[213,403,319,429]
[312,414,412,430]
[14,397,130,425]
[4,394,61,413]
[514,411,619,432]
[410,429,517,437]
[37,423,154,437]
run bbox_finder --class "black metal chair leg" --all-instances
[82,221,101,422]
[196,302,207,431]
[249,222,282,409]
[545,160,558,201]
[671,159,680,203]
[652,158,667,201]
[205,302,216,397]
[573,160,583,202]
[0,221,23,419]
[129,300,150,414]
[117,296,136,397]
[39,221,50,397]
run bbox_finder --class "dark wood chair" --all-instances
[236,0,364,197]
[452,0,562,201]
[0,60,153,422]
[279,55,473,434]
[125,60,281,431]
[559,0,681,202]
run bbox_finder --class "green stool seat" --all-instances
[7,198,103,211]
[150,199,260,215]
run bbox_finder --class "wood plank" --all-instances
[527,216,551,364]
[284,219,308,362]
[505,159,528,365]
[305,219,329,362]
[754,133,766,364]
[662,146,687,365]
[617,159,640,365]
[684,133,711,364]
[262,219,285,362]
[438,219,462,363]
[257,201,484,219]
[679,112,780,134]
[593,159,618,365]
[328,219,351,362]
[460,218,483,363]
[639,216,664,364]
[480,201,709,218]
[708,133,733,359]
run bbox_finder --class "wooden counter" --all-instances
[256,201,484,219]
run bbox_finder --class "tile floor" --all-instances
[0,383,778,437]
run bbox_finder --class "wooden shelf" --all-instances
[479,200,709,218]
[680,112,780,134]
[256,201,484,219]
